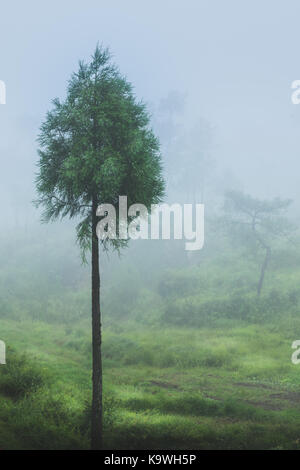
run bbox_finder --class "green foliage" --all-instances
[123,391,269,421]
[223,191,293,235]
[0,351,47,399]
[2,228,300,449]
[163,289,300,327]
[221,190,295,258]
[79,393,121,438]
[35,45,165,258]
[158,269,199,298]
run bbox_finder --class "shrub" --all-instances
[163,289,300,327]
[0,352,47,399]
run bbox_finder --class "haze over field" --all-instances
[1,0,300,224]
[1,0,300,451]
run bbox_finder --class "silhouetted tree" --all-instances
[223,191,294,295]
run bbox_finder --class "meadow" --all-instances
[1,226,300,449]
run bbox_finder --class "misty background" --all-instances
[1,0,300,230]
[2,1,300,451]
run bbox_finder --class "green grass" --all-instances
[1,317,300,449]
[2,231,300,449]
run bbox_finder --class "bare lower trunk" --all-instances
[257,247,270,296]
[91,199,103,450]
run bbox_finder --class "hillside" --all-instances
[1,229,300,449]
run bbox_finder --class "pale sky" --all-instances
[1,0,300,225]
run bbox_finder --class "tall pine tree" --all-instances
[35,46,165,448]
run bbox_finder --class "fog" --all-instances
[2,1,300,451]
[1,0,300,229]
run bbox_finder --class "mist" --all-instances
[1,0,300,452]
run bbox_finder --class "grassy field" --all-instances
[1,318,300,449]
[1,229,300,449]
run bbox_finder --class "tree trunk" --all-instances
[257,247,270,296]
[91,198,103,449]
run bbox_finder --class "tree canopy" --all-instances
[222,190,295,295]
[36,45,165,258]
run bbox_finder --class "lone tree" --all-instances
[35,46,165,449]
[223,190,294,296]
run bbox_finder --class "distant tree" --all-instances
[154,90,186,197]
[176,119,214,204]
[35,46,165,449]
[157,90,186,147]
[223,190,294,296]
[155,95,214,204]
